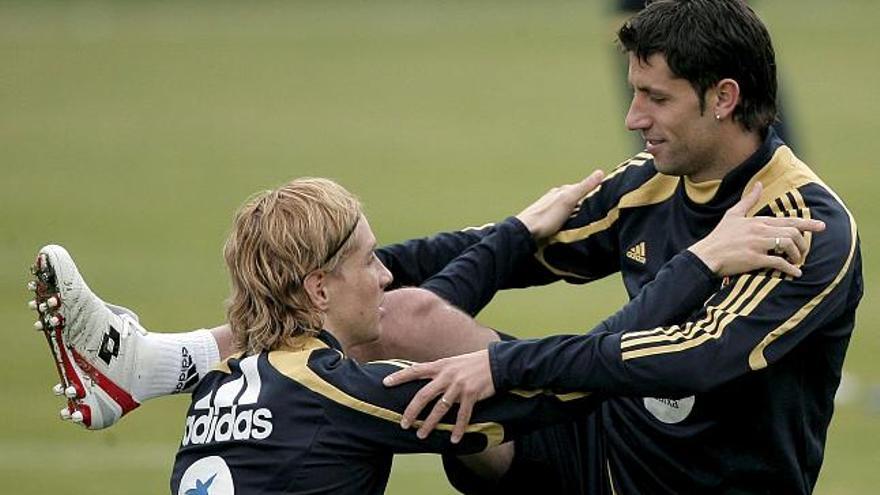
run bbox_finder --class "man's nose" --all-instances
[625,94,650,131]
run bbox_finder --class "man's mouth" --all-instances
[645,138,665,153]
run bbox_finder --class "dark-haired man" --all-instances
[385,1,860,493]
[610,0,799,149]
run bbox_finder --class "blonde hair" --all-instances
[223,177,362,354]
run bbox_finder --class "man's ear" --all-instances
[304,271,330,311]
[713,78,741,121]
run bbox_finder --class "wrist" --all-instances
[688,241,721,274]
[506,216,538,253]
[513,214,538,237]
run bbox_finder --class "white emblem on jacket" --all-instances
[178,456,235,495]
[643,396,695,424]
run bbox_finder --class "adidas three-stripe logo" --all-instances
[626,241,647,264]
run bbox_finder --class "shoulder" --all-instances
[548,153,675,240]
[576,152,680,219]
[265,336,339,389]
[751,146,858,255]
[602,152,668,200]
[748,147,861,295]
[267,337,421,415]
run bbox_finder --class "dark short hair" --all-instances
[617,0,777,133]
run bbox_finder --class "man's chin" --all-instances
[653,158,686,177]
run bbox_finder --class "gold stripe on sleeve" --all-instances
[620,275,752,342]
[768,197,784,217]
[268,341,505,448]
[545,205,622,247]
[790,189,813,267]
[620,274,755,348]
[748,204,858,370]
[621,274,779,360]
[620,277,760,352]
[778,193,795,216]
[533,245,593,280]
[738,277,783,316]
[549,173,679,246]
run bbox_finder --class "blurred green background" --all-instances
[2,1,877,493]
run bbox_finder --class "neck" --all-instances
[321,324,350,352]
[688,127,763,183]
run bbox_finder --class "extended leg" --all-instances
[28,245,220,429]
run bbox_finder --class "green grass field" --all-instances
[2,1,877,493]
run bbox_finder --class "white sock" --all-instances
[131,326,221,401]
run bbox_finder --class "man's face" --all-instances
[323,217,393,347]
[625,53,721,180]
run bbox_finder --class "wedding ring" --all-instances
[773,237,784,255]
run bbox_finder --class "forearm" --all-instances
[490,211,858,397]
[490,251,721,396]
[420,217,535,315]
[594,250,717,335]
[377,227,493,289]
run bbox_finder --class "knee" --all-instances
[383,287,449,323]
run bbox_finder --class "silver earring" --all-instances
[715,114,721,121]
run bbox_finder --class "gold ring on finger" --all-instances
[773,237,784,255]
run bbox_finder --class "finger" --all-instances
[567,170,605,201]
[582,169,605,192]
[450,398,475,444]
[761,225,807,262]
[782,227,808,258]
[417,394,456,440]
[761,254,803,278]
[401,381,444,429]
[777,237,801,265]
[384,363,432,387]
[761,216,825,233]
[727,182,763,218]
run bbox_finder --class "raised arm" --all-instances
[378,227,494,289]
[421,170,605,315]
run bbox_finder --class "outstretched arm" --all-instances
[299,345,604,455]
[384,184,830,440]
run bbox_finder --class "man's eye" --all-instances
[649,95,666,103]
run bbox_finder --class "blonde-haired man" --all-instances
[175,175,621,493]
